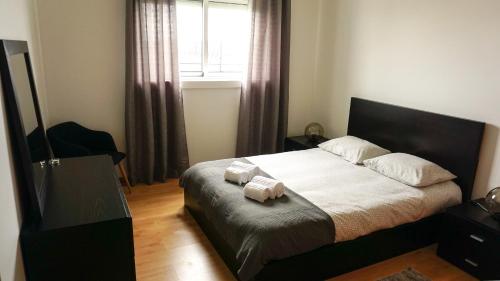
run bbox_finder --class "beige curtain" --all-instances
[125,0,189,184]
[236,0,291,157]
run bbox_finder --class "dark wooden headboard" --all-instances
[347,98,485,202]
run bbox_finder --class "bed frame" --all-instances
[184,97,485,281]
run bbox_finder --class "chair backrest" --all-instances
[47,122,92,158]
[47,122,88,143]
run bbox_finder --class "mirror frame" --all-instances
[0,40,51,224]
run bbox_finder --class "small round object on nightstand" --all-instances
[304,122,324,143]
[485,187,500,222]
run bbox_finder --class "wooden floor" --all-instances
[126,181,477,281]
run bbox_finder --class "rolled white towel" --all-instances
[224,166,250,185]
[243,182,271,203]
[250,176,285,199]
[230,161,260,180]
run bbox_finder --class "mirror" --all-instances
[9,53,49,162]
[0,40,51,223]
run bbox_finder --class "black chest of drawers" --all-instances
[437,200,500,280]
[20,155,136,281]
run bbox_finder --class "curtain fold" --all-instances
[126,0,189,185]
[236,0,291,157]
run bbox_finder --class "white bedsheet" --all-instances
[247,148,462,242]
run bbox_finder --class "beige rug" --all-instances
[377,268,431,281]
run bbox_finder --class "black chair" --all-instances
[47,121,131,193]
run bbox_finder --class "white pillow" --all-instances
[318,136,390,164]
[363,153,456,187]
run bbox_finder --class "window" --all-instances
[177,0,250,78]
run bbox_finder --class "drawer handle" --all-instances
[469,234,485,243]
[465,258,479,268]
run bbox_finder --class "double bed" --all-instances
[181,98,485,281]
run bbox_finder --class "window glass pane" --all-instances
[207,1,249,75]
[177,0,203,76]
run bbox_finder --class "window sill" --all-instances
[180,79,242,89]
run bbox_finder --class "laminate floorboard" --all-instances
[126,181,477,281]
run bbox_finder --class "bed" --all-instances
[181,98,485,281]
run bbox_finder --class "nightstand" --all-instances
[284,136,329,152]
[437,199,500,280]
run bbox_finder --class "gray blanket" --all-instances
[180,158,335,281]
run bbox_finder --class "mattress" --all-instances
[180,158,335,280]
[247,148,462,242]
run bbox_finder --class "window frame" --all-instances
[178,0,249,79]
[202,0,209,75]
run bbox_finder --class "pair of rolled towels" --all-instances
[243,176,285,203]
[224,161,260,185]
[224,161,285,203]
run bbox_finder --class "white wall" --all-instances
[36,0,319,163]
[34,0,500,198]
[182,82,241,164]
[183,0,321,164]
[0,0,46,279]
[37,0,126,150]
[0,89,25,281]
[287,0,321,136]
[314,0,500,198]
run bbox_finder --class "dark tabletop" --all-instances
[287,135,329,146]
[447,199,500,235]
[38,155,129,231]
